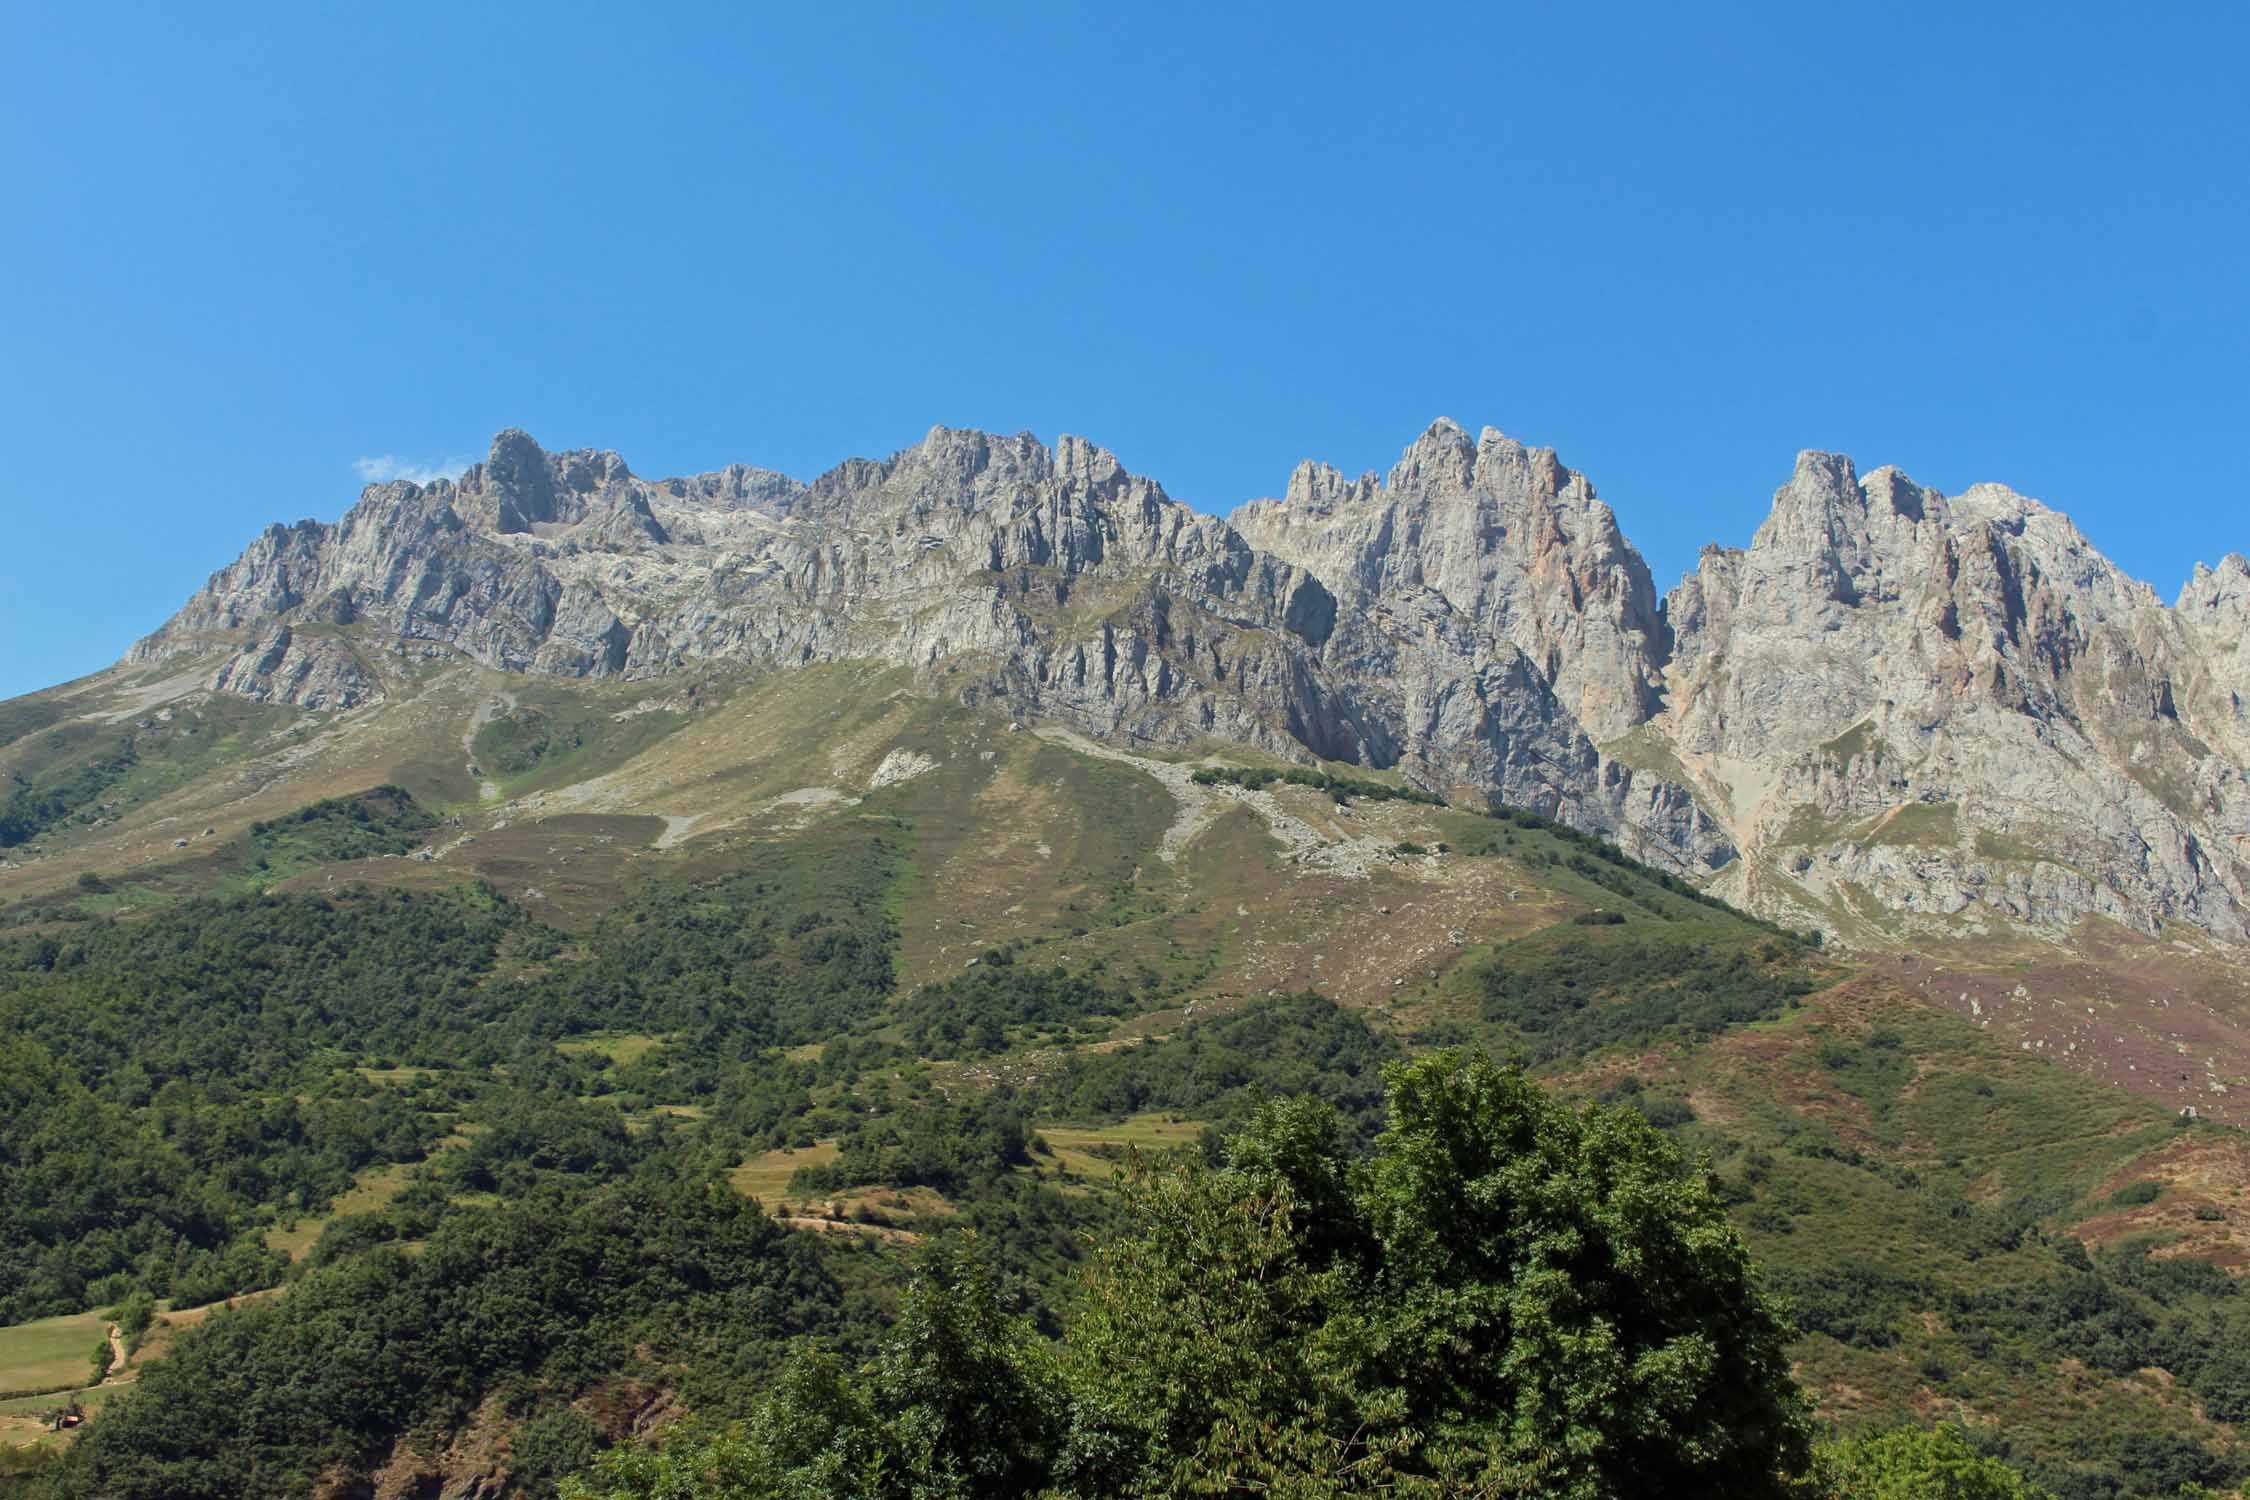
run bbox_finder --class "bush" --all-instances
[1824,1424,2055,1498]
[512,1407,605,1498]
[114,1290,157,1346]
[2109,1179,2164,1208]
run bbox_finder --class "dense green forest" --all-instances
[1,780,2243,1498]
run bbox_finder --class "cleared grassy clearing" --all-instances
[264,1160,422,1261]
[556,1031,668,1066]
[0,1385,117,1452]
[0,1312,106,1399]
[730,1140,840,1204]
[470,688,691,801]
[728,1144,959,1228]
[354,1065,439,1087]
[0,1287,299,1446]
[1036,1113,1207,1182]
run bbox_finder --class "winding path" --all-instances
[97,1323,127,1386]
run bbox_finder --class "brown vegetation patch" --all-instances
[1879,947,2250,1127]
[2073,1132,2250,1270]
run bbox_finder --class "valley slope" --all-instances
[5,424,2250,1497]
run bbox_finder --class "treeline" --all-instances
[510,821,905,1047]
[0,884,528,1089]
[1188,763,1446,806]
[1037,990,1400,1140]
[792,1092,1036,1199]
[1455,803,1807,934]
[892,951,1135,1059]
[1474,924,1823,1061]
[0,1030,439,1322]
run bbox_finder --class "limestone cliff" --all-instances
[130,422,2250,945]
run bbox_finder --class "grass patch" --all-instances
[1820,720,1880,765]
[1035,1114,1208,1182]
[1598,723,1694,785]
[0,1313,108,1400]
[555,1032,668,1067]
[730,1140,840,1205]
[0,699,67,754]
[240,786,438,877]
[1861,802,1958,850]
[1975,828,2052,863]
[264,1161,422,1262]
[471,695,689,799]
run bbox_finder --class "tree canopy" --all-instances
[569,1051,1812,1499]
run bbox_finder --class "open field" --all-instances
[0,1386,117,1452]
[729,1140,840,1207]
[728,1117,1210,1214]
[0,1289,292,1450]
[1037,1113,1208,1182]
[0,1313,105,1401]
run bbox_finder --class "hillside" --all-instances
[2,427,2249,1496]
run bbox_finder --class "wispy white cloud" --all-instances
[353,453,473,486]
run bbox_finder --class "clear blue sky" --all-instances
[4,2,2245,701]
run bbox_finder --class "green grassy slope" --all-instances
[0,666,2246,1498]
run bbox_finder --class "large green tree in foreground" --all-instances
[1819,1425,2057,1499]
[570,1051,1813,1498]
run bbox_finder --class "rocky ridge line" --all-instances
[127,422,2250,946]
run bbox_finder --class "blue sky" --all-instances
[3,2,2244,700]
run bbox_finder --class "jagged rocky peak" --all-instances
[657,462,807,515]
[801,425,1154,523]
[1234,418,1654,599]
[1282,458,1380,514]
[369,427,816,540]
[2173,553,2250,749]
[1658,446,2250,944]
[444,428,636,534]
[1232,418,1667,742]
[2179,552,2250,614]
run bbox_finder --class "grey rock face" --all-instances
[1657,454,2250,943]
[129,423,2250,946]
[1232,419,1668,743]
[1230,419,1720,868]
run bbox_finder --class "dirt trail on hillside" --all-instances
[97,1324,127,1386]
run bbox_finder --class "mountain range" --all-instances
[121,419,2250,950]
[9,420,2250,1495]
